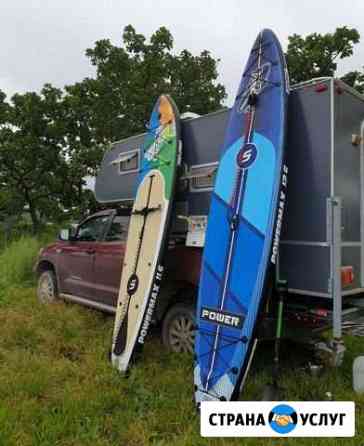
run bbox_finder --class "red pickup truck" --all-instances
[35,208,202,353]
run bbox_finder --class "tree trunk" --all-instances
[28,203,40,234]
[24,189,40,234]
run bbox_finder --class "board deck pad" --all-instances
[194,29,289,403]
[112,95,181,371]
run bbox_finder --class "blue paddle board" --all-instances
[194,29,289,403]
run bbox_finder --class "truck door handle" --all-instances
[86,249,95,255]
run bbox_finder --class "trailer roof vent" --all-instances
[188,163,218,192]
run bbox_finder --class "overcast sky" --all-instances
[2,0,364,106]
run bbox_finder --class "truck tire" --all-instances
[37,270,58,304]
[162,302,195,354]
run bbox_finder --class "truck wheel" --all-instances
[37,270,58,304]
[162,302,195,354]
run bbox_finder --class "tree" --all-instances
[82,25,226,141]
[56,25,226,219]
[286,27,361,85]
[0,85,85,232]
[341,69,364,94]
[62,79,106,199]
[0,26,226,232]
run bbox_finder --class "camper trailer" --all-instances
[96,78,364,346]
[97,79,364,290]
[37,78,364,356]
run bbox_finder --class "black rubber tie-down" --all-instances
[248,92,258,106]
[132,205,161,216]
[229,214,239,231]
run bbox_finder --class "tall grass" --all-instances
[0,229,58,301]
[0,237,41,290]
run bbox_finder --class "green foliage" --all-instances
[341,69,364,94]
[0,237,41,293]
[83,24,226,140]
[0,231,58,302]
[286,26,360,84]
[0,25,226,233]
[0,84,87,232]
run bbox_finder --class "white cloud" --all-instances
[3,0,364,106]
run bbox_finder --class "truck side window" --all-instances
[76,216,109,242]
[104,216,130,242]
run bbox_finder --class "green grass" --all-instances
[0,230,58,300]
[0,237,364,445]
[0,237,41,290]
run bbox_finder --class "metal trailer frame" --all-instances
[281,78,364,358]
[280,78,364,301]
[95,77,364,355]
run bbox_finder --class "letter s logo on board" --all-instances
[237,143,258,169]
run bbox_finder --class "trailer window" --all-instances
[109,149,139,174]
[189,163,218,192]
[119,150,139,173]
